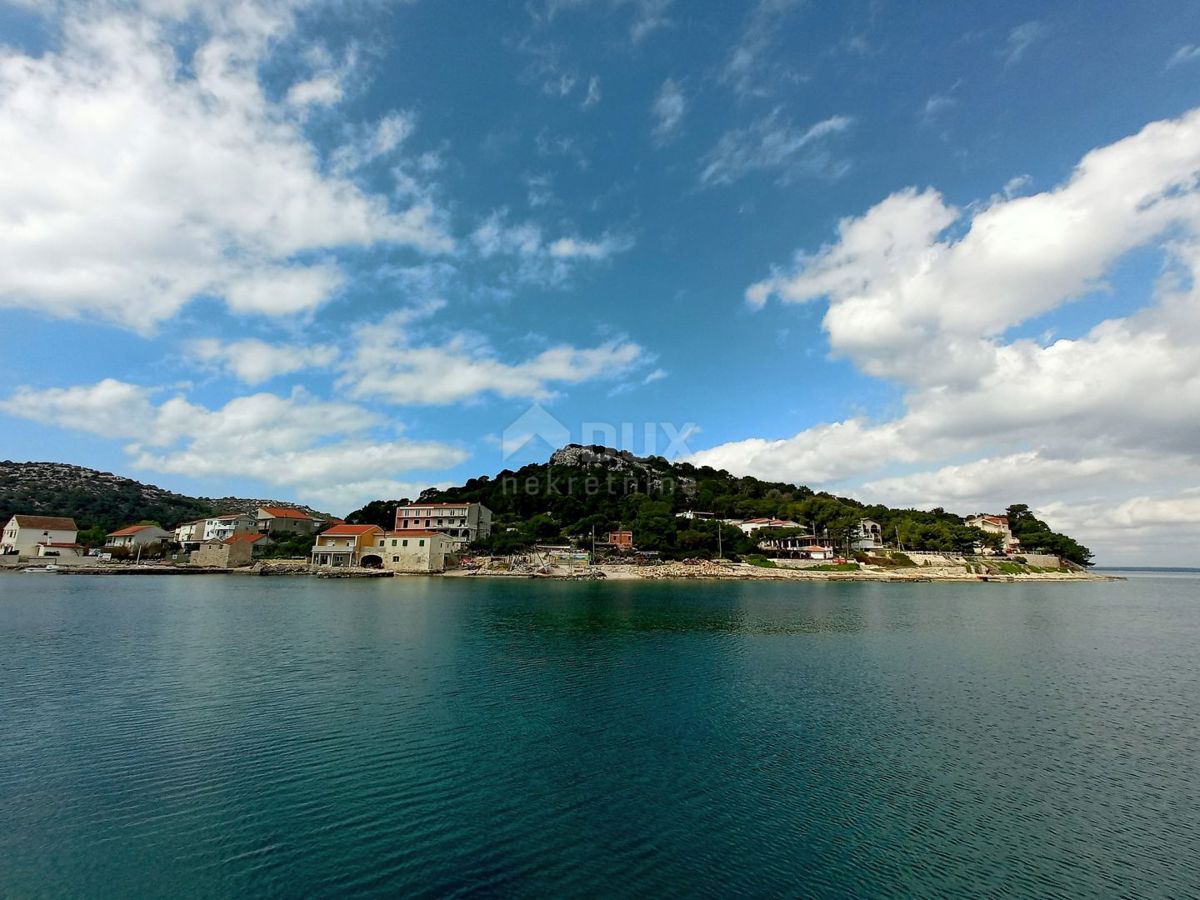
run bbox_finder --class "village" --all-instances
[0,502,1086,581]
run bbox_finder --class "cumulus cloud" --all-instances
[694,107,1200,564]
[0,0,451,332]
[188,338,339,384]
[338,309,650,405]
[699,111,855,186]
[0,379,466,511]
[651,78,686,144]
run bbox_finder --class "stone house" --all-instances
[363,530,448,573]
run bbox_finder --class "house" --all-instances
[34,542,87,562]
[106,524,172,549]
[758,533,835,558]
[852,519,884,551]
[256,506,317,535]
[967,514,1021,553]
[363,531,448,573]
[311,524,384,567]
[174,519,206,548]
[602,530,634,551]
[737,517,801,535]
[394,502,493,544]
[191,533,267,568]
[675,510,714,520]
[202,514,258,542]
[2,515,78,557]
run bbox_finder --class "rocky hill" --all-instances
[349,444,1093,565]
[0,461,327,535]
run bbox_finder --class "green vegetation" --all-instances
[744,554,777,568]
[1005,504,1093,567]
[342,447,1093,565]
[810,563,861,572]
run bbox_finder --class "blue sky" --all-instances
[2,0,1200,564]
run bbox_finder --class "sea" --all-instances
[1,572,1198,898]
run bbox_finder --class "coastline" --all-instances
[3,559,1119,582]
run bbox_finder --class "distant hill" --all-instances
[0,461,328,536]
[345,444,1094,565]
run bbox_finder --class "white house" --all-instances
[967,514,1021,553]
[203,514,258,542]
[2,515,78,557]
[106,524,172,549]
[174,519,206,547]
[394,503,493,544]
[852,519,884,551]
[364,530,448,573]
[737,517,801,535]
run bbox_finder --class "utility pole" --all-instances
[717,520,723,560]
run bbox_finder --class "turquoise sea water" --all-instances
[1,573,1198,898]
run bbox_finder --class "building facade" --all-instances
[966,514,1021,553]
[174,519,206,548]
[363,531,448,573]
[394,503,493,544]
[851,519,884,551]
[311,524,384,567]
[2,515,78,556]
[106,524,172,548]
[203,514,258,542]
[256,507,317,535]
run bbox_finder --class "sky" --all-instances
[2,0,1200,565]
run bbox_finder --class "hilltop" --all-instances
[346,445,1094,565]
[0,461,328,538]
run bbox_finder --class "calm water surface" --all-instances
[1,574,1198,897]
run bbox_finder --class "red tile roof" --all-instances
[10,515,78,531]
[40,542,84,548]
[107,524,156,537]
[223,533,267,545]
[259,506,310,519]
[321,524,382,536]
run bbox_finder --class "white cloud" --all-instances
[582,75,602,109]
[0,378,466,512]
[694,107,1200,565]
[0,1,451,332]
[747,109,1200,384]
[722,0,805,98]
[1165,44,1200,70]
[470,210,633,284]
[339,310,650,405]
[530,0,674,43]
[651,78,685,144]
[699,111,855,186]
[286,73,342,107]
[1001,20,1047,66]
[921,92,956,122]
[188,338,339,384]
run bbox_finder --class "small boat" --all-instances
[26,565,60,574]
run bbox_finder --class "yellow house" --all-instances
[311,524,383,567]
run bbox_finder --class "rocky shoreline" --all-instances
[5,558,1117,582]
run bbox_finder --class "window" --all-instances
[392,556,399,562]
[402,540,408,547]
[419,539,425,547]
[391,539,397,546]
